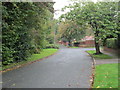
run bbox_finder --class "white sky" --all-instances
[53,0,72,19]
[53,0,98,19]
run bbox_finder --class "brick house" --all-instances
[79,36,95,47]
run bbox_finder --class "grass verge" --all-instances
[2,49,58,71]
[93,63,118,88]
[84,46,95,48]
[86,50,113,59]
[68,46,79,48]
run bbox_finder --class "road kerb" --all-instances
[86,51,96,89]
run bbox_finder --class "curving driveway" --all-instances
[2,46,93,88]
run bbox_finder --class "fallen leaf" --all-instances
[97,86,100,88]
[12,83,16,86]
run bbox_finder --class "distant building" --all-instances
[58,40,69,46]
[79,36,95,47]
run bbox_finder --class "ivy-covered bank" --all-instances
[2,2,55,65]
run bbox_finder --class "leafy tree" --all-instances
[57,20,86,46]
[61,2,119,54]
[2,2,54,65]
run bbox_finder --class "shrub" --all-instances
[45,44,59,49]
[2,2,54,65]
[106,38,117,49]
[2,46,14,65]
[46,35,54,44]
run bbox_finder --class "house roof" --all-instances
[81,36,94,41]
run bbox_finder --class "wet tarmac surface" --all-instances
[2,47,93,88]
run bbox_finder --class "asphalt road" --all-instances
[2,46,94,88]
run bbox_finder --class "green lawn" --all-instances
[68,46,79,48]
[28,49,58,61]
[84,46,95,48]
[71,47,79,48]
[69,46,95,48]
[93,63,118,88]
[2,49,58,71]
[86,50,113,59]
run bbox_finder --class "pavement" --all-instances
[95,59,118,65]
[101,49,118,59]
[95,49,119,65]
[2,46,93,88]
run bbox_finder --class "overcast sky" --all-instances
[53,0,72,19]
[53,0,99,19]
[53,0,119,19]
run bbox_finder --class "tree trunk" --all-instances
[68,40,72,47]
[90,22,102,54]
[94,30,102,55]
[95,38,102,54]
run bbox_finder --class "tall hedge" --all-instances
[2,2,54,65]
[106,38,118,49]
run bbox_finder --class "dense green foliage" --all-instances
[2,2,55,65]
[58,18,86,46]
[45,44,59,49]
[60,2,119,54]
[106,38,118,49]
[2,49,58,71]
